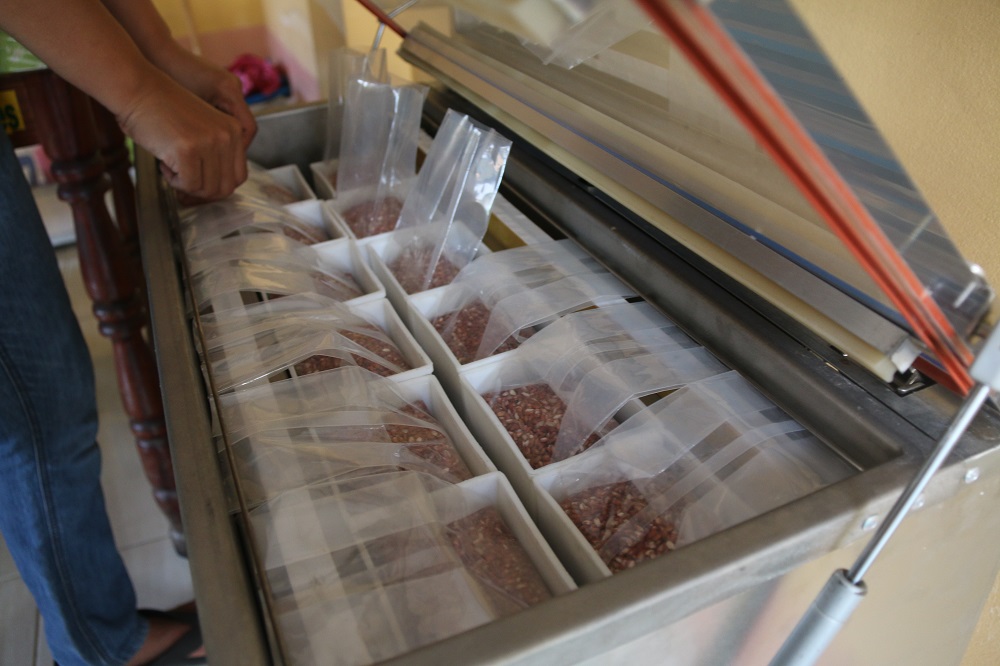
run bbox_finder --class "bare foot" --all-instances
[125,614,200,666]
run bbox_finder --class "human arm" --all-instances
[0,0,245,199]
[97,0,257,149]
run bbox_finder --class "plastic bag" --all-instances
[179,196,327,249]
[218,367,471,484]
[205,312,411,391]
[199,292,350,344]
[223,404,470,504]
[429,239,636,362]
[185,233,319,279]
[219,366,431,438]
[191,262,362,315]
[383,109,512,293]
[336,79,428,237]
[444,0,649,68]
[443,238,602,309]
[322,47,388,170]
[199,294,403,364]
[237,164,301,205]
[479,304,727,468]
[544,371,856,572]
[521,0,651,68]
[228,431,468,505]
[519,301,699,388]
[249,470,552,664]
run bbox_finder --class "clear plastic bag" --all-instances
[545,371,856,572]
[446,238,601,306]
[480,306,728,468]
[382,222,481,295]
[179,196,327,249]
[430,240,636,363]
[249,470,552,664]
[383,109,512,293]
[471,272,637,361]
[218,367,471,483]
[322,47,388,170]
[237,163,301,205]
[445,0,650,68]
[521,0,651,68]
[336,79,428,237]
[199,294,401,361]
[548,346,728,463]
[199,292,351,345]
[205,313,410,391]
[523,301,695,357]
[191,262,363,315]
[228,431,469,505]
[185,234,317,279]
[218,366,424,439]
[275,566,498,666]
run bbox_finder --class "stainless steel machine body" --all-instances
[135,3,1000,663]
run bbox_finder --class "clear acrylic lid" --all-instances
[379,0,993,392]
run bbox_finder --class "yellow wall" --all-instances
[261,0,322,81]
[341,3,453,83]
[790,3,1000,661]
[153,0,264,37]
[789,0,1000,298]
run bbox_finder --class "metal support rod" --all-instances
[848,381,991,582]
[769,570,866,666]
[371,0,421,50]
[770,381,993,666]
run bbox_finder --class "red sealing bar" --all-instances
[635,0,973,394]
[354,0,408,38]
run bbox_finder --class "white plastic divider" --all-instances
[251,469,577,665]
[284,199,342,243]
[343,299,435,384]
[457,355,648,521]
[311,238,386,307]
[532,472,611,585]
[365,232,492,326]
[393,374,498,478]
[322,178,417,244]
[309,159,338,199]
[268,164,316,202]
[455,471,578,596]
[406,285,519,410]
[457,356,544,517]
[320,200,349,241]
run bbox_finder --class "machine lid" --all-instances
[637,0,991,393]
[365,0,993,392]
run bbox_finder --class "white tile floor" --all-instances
[0,187,194,665]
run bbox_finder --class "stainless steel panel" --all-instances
[247,101,328,179]
[136,151,272,666]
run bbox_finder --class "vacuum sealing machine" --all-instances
[135,1,1000,664]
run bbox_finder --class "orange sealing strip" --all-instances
[354,0,408,38]
[636,0,974,394]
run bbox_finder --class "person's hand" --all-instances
[117,72,247,200]
[156,49,257,149]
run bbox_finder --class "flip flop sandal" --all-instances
[139,609,207,666]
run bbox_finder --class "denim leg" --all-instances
[0,131,146,664]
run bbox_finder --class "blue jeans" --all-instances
[0,131,146,663]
